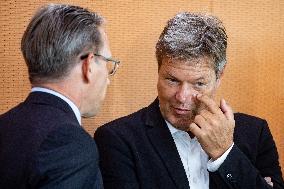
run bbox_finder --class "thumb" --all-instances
[220,99,234,121]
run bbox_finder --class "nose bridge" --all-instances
[175,83,195,103]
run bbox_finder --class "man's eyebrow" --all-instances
[195,77,206,81]
[165,70,209,81]
[166,72,179,80]
[167,72,175,78]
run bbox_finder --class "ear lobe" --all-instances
[82,61,89,82]
[216,70,225,88]
[216,78,221,88]
[82,54,94,83]
[216,64,226,86]
[219,64,226,78]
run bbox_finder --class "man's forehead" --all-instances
[98,27,111,57]
[162,56,215,69]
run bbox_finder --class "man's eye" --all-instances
[166,78,178,84]
[196,82,206,87]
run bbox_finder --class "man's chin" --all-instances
[170,118,193,132]
[81,107,100,118]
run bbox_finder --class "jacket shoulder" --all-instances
[99,106,148,130]
[234,112,267,128]
[233,112,270,144]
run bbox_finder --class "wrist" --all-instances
[211,142,234,160]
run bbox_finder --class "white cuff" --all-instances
[207,143,234,172]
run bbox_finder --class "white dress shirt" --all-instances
[166,120,234,189]
[31,87,81,125]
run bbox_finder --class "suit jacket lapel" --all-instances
[145,99,189,189]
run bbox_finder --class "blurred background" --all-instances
[0,0,283,174]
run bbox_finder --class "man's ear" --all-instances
[216,64,226,88]
[82,53,94,83]
[219,64,226,78]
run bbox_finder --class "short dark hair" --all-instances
[156,12,227,77]
[21,4,104,84]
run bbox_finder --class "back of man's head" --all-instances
[21,4,104,84]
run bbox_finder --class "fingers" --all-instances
[191,95,235,159]
[194,114,209,128]
[189,122,202,137]
[196,95,234,121]
[196,94,220,115]
[220,99,234,122]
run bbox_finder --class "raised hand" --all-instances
[189,94,235,160]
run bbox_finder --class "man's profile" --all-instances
[0,4,120,188]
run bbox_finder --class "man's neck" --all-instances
[32,82,81,110]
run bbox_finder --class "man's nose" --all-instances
[175,84,197,103]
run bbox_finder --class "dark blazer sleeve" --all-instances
[94,125,140,189]
[31,125,103,189]
[210,117,284,189]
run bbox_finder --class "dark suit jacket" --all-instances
[95,99,284,189]
[0,92,103,189]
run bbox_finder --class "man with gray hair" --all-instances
[95,12,283,189]
[0,3,120,188]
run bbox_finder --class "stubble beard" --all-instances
[169,102,206,132]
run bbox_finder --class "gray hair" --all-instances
[156,12,227,77]
[21,4,104,84]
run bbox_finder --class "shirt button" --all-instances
[193,177,197,183]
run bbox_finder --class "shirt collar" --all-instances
[165,119,197,141]
[31,87,81,125]
[165,120,180,135]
